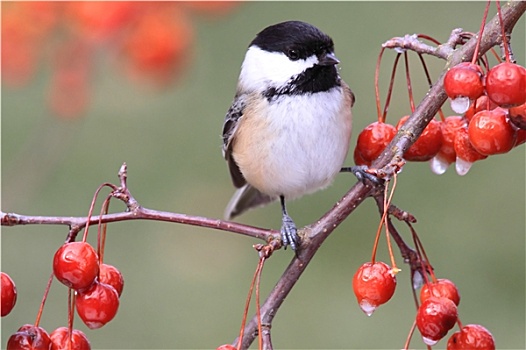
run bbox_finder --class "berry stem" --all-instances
[384,173,400,272]
[404,52,416,113]
[255,257,266,350]
[374,47,385,123]
[374,46,402,123]
[496,0,510,63]
[237,256,263,350]
[416,34,441,46]
[370,201,387,264]
[409,223,437,284]
[68,288,74,350]
[402,319,417,350]
[34,272,54,327]
[383,53,402,123]
[487,47,503,64]
[414,49,445,121]
[456,317,464,330]
[97,194,112,265]
[82,183,117,243]
[370,174,399,268]
[471,0,491,65]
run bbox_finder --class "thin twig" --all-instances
[0,208,278,243]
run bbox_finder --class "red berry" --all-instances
[122,10,192,84]
[464,95,498,122]
[454,126,487,175]
[420,278,460,306]
[396,116,442,161]
[99,263,124,297]
[468,108,517,155]
[430,116,466,174]
[444,62,484,113]
[509,101,526,130]
[416,296,458,346]
[440,117,466,162]
[1,272,17,316]
[53,242,99,290]
[447,324,495,350]
[485,62,526,107]
[76,281,119,329]
[353,146,369,166]
[515,129,526,147]
[66,2,138,41]
[444,62,485,100]
[354,122,397,166]
[50,327,91,350]
[352,261,396,316]
[7,324,51,350]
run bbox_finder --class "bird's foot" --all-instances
[341,165,384,185]
[281,213,299,251]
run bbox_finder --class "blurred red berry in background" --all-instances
[1,1,239,119]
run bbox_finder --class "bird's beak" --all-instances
[318,52,340,66]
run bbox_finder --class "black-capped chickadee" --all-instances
[222,21,355,251]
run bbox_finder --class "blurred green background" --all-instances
[2,2,525,349]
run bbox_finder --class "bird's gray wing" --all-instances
[222,93,247,189]
[221,93,277,219]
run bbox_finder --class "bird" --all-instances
[221,20,355,251]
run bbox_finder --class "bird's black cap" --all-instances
[250,21,335,61]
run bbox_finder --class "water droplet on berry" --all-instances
[455,157,472,176]
[450,96,471,114]
[359,300,377,316]
[430,155,449,175]
[422,336,439,346]
[412,270,424,290]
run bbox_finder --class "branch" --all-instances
[1,164,278,244]
[1,209,277,241]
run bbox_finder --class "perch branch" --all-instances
[1,164,279,244]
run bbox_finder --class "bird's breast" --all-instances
[232,88,352,199]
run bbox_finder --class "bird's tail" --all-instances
[224,184,276,220]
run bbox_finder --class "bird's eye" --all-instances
[287,49,300,61]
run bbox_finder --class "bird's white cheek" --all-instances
[239,46,317,92]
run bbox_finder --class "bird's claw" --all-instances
[342,165,384,185]
[281,213,299,251]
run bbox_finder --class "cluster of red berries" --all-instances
[53,241,124,329]
[416,278,494,349]
[2,2,239,119]
[351,263,495,349]
[1,271,75,349]
[7,324,91,350]
[3,180,129,349]
[354,62,525,176]
[441,61,526,174]
[346,204,495,349]
[3,283,92,350]
[4,241,124,350]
